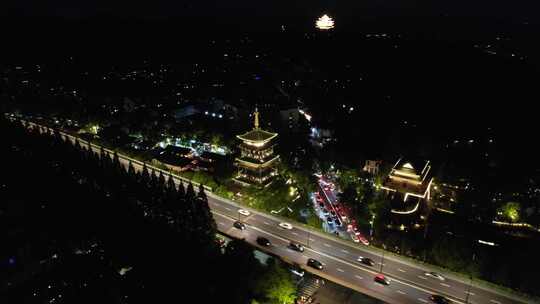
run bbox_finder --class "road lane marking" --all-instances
[292,232,299,236]
[397,290,407,295]
[398,268,406,273]
[418,275,428,280]
[218,222,226,225]
[210,209,471,304]
[309,238,315,241]
[341,249,349,253]
[324,243,332,247]
[418,298,428,303]
[264,221,270,225]
[465,292,475,296]
[225,207,232,211]
[440,283,451,288]
[490,300,501,304]
[355,275,363,280]
[337,268,345,272]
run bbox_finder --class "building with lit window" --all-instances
[381,158,434,214]
[234,108,280,186]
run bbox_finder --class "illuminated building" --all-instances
[234,108,279,186]
[381,158,434,214]
[316,14,335,30]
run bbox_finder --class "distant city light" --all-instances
[316,14,335,30]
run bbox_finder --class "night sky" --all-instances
[3,0,539,20]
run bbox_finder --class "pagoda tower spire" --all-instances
[254,107,260,129]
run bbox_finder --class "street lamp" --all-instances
[379,244,387,274]
[465,253,477,304]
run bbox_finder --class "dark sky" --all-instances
[3,0,539,20]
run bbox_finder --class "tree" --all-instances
[255,258,297,304]
[141,163,150,184]
[498,202,521,223]
[178,181,186,198]
[186,183,196,201]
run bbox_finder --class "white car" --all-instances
[238,209,251,216]
[279,222,293,230]
[425,272,445,281]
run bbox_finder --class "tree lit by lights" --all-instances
[316,14,335,30]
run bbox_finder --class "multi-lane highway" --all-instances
[17,118,533,304]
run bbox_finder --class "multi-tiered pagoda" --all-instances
[234,108,279,187]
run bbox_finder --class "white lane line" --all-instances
[341,249,349,253]
[396,290,407,295]
[355,275,364,280]
[292,232,299,236]
[418,298,428,303]
[337,268,345,273]
[440,283,451,288]
[418,275,428,280]
[212,209,471,304]
[225,207,232,211]
[218,222,226,225]
[263,221,270,225]
[490,300,501,304]
[324,243,332,247]
[398,268,406,273]
[465,292,475,296]
[309,238,316,241]
[302,255,309,259]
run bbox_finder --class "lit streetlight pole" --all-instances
[379,244,387,274]
[465,252,477,304]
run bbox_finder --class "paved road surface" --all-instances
[19,118,533,304]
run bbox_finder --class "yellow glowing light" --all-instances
[316,14,335,30]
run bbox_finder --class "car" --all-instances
[358,235,370,246]
[279,222,293,230]
[357,256,375,266]
[334,218,342,227]
[330,210,336,216]
[339,211,347,220]
[326,217,334,225]
[351,234,360,243]
[256,237,271,247]
[425,272,445,281]
[318,202,325,209]
[374,274,390,285]
[307,258,323,270]
[289,242,305,252]
[238,209,251,216]
[233,221,246,230]
[290,264,305,277]
[322,208,329,215]
[430,295,450,304]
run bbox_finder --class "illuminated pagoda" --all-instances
[315,14,335,30]
[234,108,279,187]
[381,158,434,214]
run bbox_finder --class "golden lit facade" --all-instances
[234,109,279,186]
[316,14,335,30]
[381,158,434,214]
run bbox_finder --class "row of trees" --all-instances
[3,116,298,304]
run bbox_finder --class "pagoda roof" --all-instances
[237,128,278,145]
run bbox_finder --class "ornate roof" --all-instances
[237,129,277,144]
[237,107,277,145]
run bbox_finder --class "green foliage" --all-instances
[499,202,521,222]
[254,259,297,304]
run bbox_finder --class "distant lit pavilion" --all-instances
[381,158,434,214]
[234,108,279,187]
[316,14,335,30]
